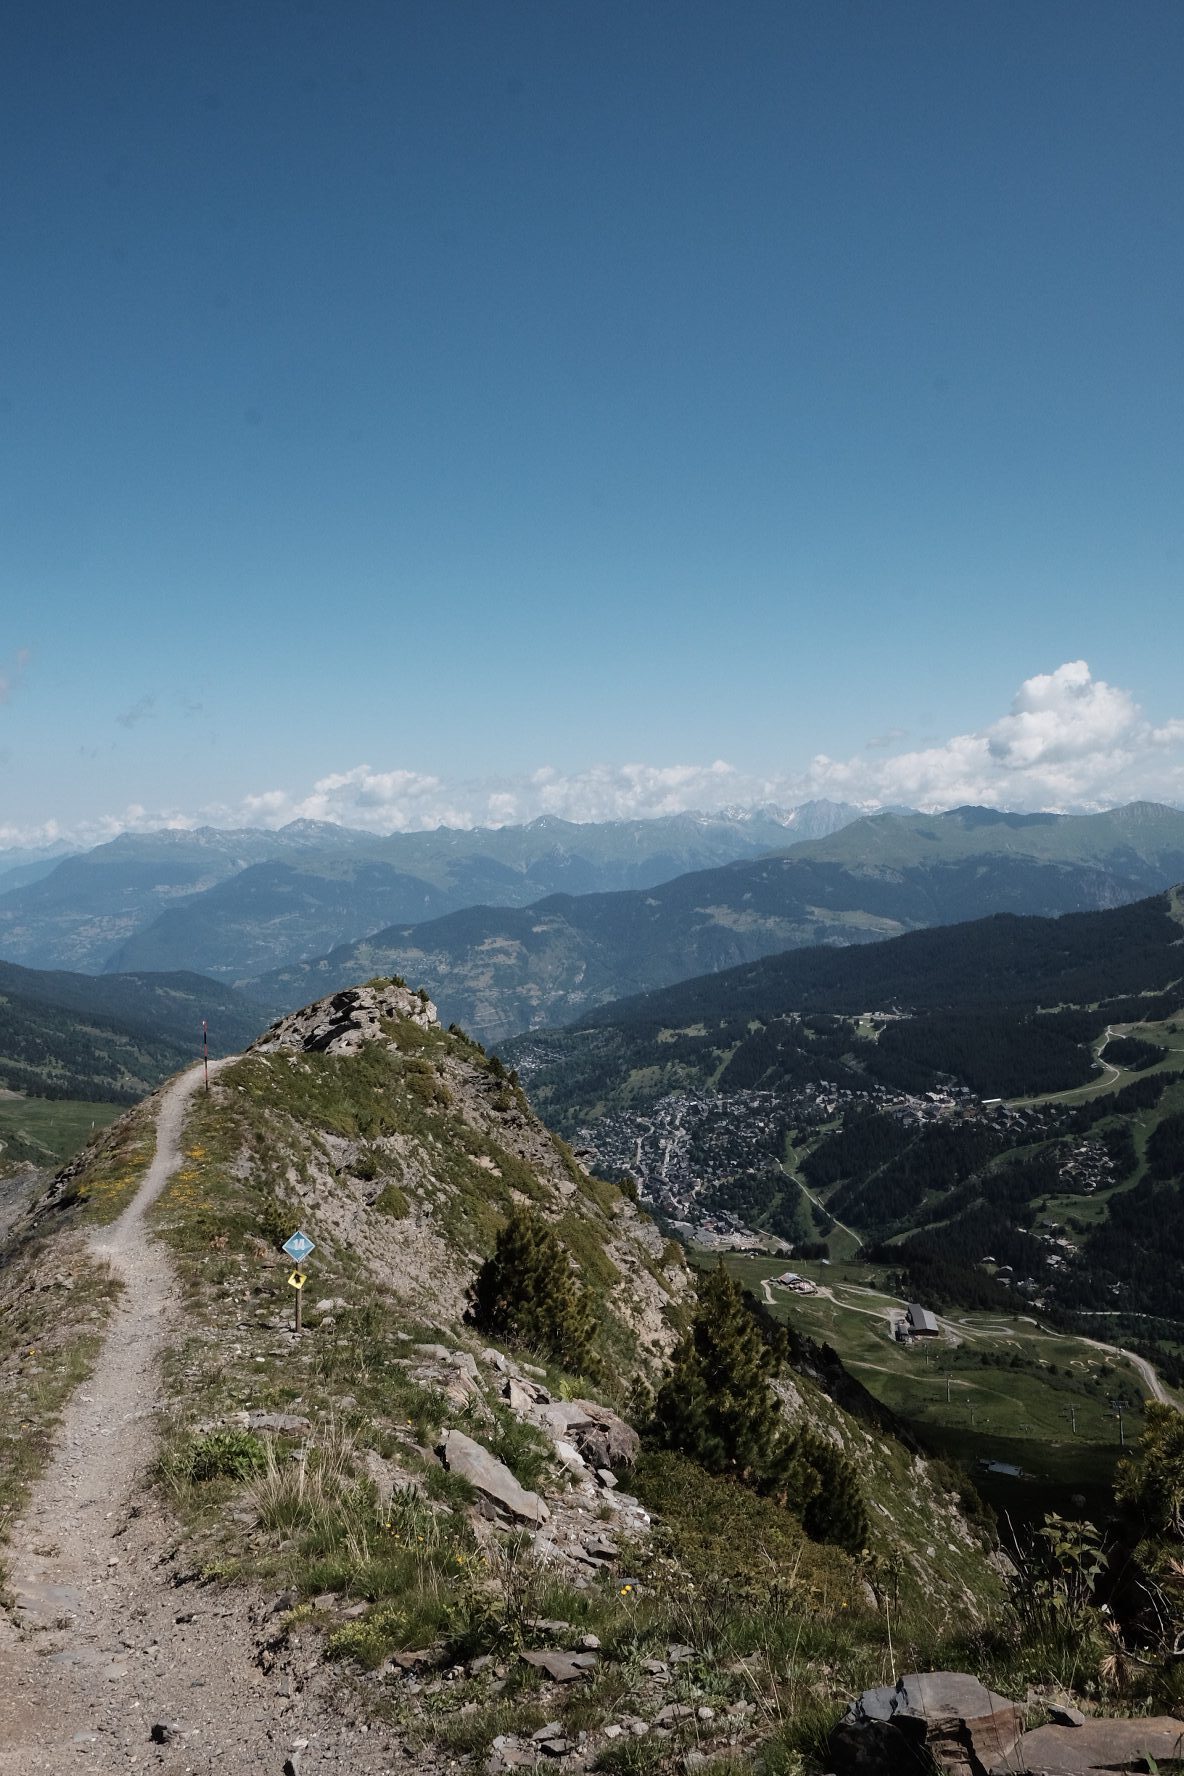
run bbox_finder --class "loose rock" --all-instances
[832,1671,1023,1776]
[437,1428,549,1525]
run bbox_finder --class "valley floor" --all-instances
[724,1250,1171,1522]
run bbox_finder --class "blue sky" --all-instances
[2,1,1182,844]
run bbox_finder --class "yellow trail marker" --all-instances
[288,1269,307,1290]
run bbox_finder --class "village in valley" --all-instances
[574,1074,1083,1255]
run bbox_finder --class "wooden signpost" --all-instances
[282,1231,316,1333]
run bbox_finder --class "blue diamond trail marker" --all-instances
[282,1230,315,1329]
[282,1230,315,1265]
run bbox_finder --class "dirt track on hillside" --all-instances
[0,1063,427,1775]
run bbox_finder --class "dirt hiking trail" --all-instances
[0,1062,425,1775]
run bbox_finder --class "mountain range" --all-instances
[251,802,1184,1044]
[0,803,859,976]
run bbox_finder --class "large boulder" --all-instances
[831,1672,1023,1776]
[569,1400,640,1471]
[436,1428,548,1526]
[992,1715,1184,1775]
[532,1398,639,1471]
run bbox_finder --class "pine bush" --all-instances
[650,1268,812,1505]
[467,1205,594,1371]
[650,1266,870,1552]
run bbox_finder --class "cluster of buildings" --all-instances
[1055,1139,1116,1195]
[773,1269,819,1296]
[1038,1225,1081,1270]
[980,1101,1060,1136]
[575,1087,789,1226]
[576,1059,1086,1275]
[578,1074,1019,1240]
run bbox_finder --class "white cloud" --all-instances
[0,816,63,852]
[185,669,1184,829]
[3,662,1181,854]
[287,765,468,830]
[240,789,289,818]
[528,760,741,824]
[801,661,1184,810]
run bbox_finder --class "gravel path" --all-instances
[0,1063,420,1775]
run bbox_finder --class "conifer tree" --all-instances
[467,1205,594,1372]
[651,1267,873,1551]
[651,1267,800,1488]
[793,1425,871,1554]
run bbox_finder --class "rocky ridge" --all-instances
[252,978,442,1055]
[1,980,1028,1773]
[236,979,688,1368]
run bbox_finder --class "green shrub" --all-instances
[793,1425,870,1555]
[467,1206,595,1371]
[168,1428,267,1484]
[475,1403,552,1492]
[633,1449,862,1624]
[650,1267,806,1495]
[257,1191,297,1251]
[593,1742,667,1775]
[408,1070,451,1108]
[1116,1400,1184,1536]
[326,1602,420,1669]
[374,1182,410,1218]
[1003,1513,1109,1685]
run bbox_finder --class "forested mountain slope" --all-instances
[256,808,1184,1045]
[513,889,1184,1119]
[0,958,265,1101]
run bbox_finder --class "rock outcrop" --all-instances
[534,1399,640,1471]
[252,981,439,1055]
[992,1715,1184,1775]
[831,1672,1023,1776]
